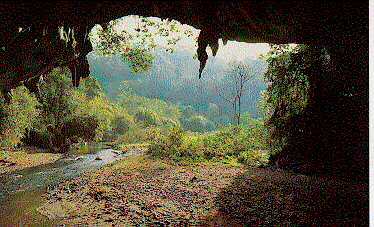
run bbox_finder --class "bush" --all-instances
[75,95,117,141]
[238,150,269,167]
[118,93,180,122]
[148,124,269,164]
[112,112,134,135]
[78,77,104,98]
[159,117,180,128]
[63,115,99,144]
[0,86,40,148]
[33,68,76,150]
[114,124,162,145]
[147,127,184,160]
[135,109,159,127]
[181,115,216,132]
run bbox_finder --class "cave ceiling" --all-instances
[0,0,368,88]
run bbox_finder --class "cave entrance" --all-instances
[0,1,368,225]
[85,13,368,180]
[84,15,275,163]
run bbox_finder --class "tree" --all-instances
[78,77,104,98]
[261,44,310,154]
[34,68,78,151]
[32,68,105,151]
[0,86,40,148]
[91,16,197,74]
[216,62,256,125]
[135,109,160,127]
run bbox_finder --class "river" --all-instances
[0,148,131,226]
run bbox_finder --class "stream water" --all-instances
[0,148,131,226]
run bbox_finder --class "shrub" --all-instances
[78,77,104,98]
[181,115,216,132]
[112,112,134,135]
[118,93,180,122]
[147,126,184,159]
[159,117,180,128]
[33,68,77,150]
[0,86,40,148]
[26,68,107,151]
[63,115,99,144]
[70,88,119,142]
[115,124,160,145]
[148,124,269,164]
[135,109,159,127]
[238,150,269,167]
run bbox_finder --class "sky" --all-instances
[207,41,270,62]
[92,15,270,62]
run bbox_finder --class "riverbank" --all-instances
[0,147,137,226]
[0,148,62,175]
[37,155,368,225]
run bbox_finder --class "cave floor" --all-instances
[36,155,368,226]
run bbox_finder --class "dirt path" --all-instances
[37,155,368,225]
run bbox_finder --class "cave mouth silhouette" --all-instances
[0,1,368,179]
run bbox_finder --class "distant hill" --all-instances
[87,49,267,122]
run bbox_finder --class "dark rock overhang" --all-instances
[0,0,368,89]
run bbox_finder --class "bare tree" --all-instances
[215,62,255,125]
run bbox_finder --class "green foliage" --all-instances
[124,48,155,73]
[148,119,269,165]
[218,62,258,125]
[32,68,79,150]
[147,126,184,159]
[181,115,215,133]
[263,45,309,117]
[73,94,116,141]
[63,115,99,144]
[112,112,134,135]
[181,105,195,119]
[159,117,180,128]
[27,68,116,151]
[71,143,91,155]
[238,150,269,167]
[135,109,160,127]
[90,15,197,74]
[89,49,267,126]
[115,125,160,145]
[78,77,104,98]
[179,106,216,132]
[206,103,226,126]
[118,89,181,122]
[261,44,311,154]
[0,86,39,148]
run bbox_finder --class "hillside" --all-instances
[88,49,267,122]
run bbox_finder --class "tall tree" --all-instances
[216,62,256,125]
